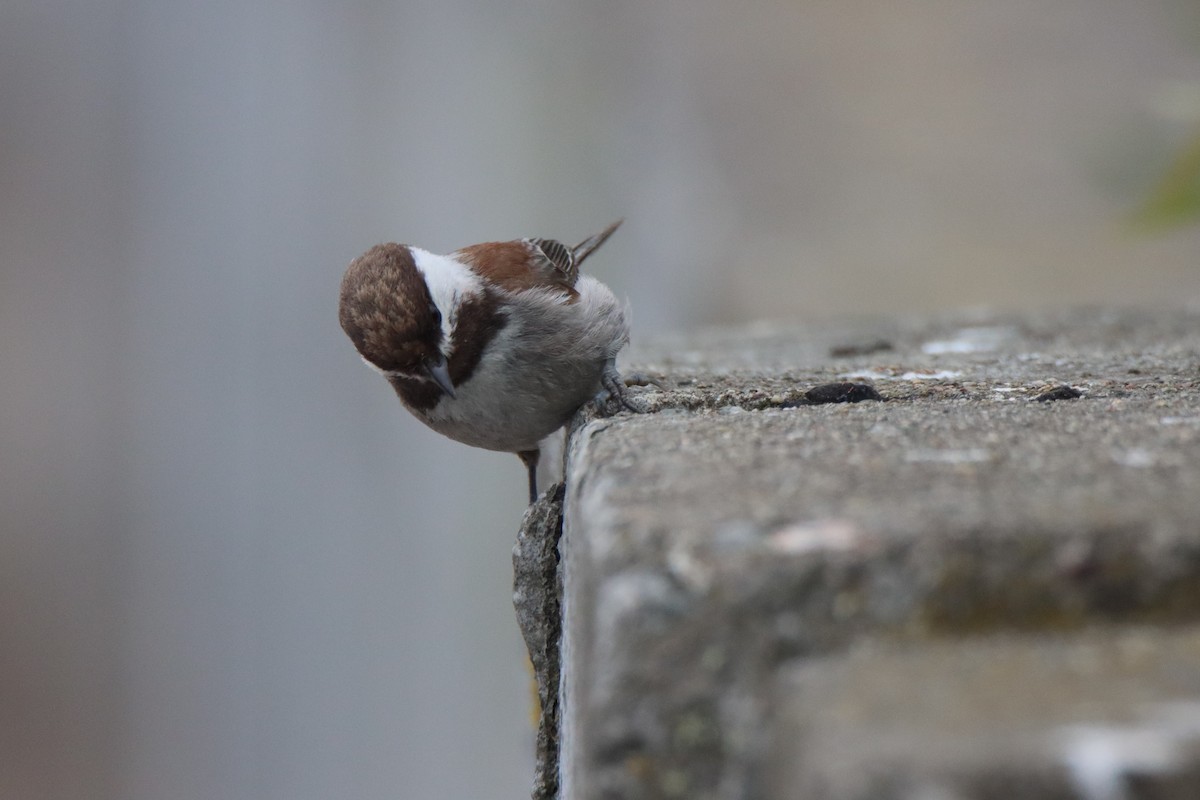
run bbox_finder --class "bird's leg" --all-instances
[518,449,540,505]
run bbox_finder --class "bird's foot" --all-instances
[593,362,666,414]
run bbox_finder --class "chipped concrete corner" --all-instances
[532,307,1200,800]
[514,483,568,800]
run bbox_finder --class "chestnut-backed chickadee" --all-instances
[339,220,635,503]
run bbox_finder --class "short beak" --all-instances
[572,219,623,266]
[424,356,457,399]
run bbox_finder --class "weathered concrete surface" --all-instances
[558,307,1200,800]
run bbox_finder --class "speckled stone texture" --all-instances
[556,307,1200,800]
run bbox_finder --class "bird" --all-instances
[338,220,636,504]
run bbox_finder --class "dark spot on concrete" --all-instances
[829,339,894,358]
[781,382,884,407]
[806,382,884,404]
[1033,385,1082,402]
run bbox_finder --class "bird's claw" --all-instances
[592,365,666,414]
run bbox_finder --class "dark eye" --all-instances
[428,303,441,322]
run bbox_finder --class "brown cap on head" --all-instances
[338,243,442,374]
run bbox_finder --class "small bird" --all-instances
[339,220,635,504]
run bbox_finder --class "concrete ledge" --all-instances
[554,307,1200,800]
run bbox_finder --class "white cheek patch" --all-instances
[409,248,484,354]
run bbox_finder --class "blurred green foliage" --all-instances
[1132,128,1200,231]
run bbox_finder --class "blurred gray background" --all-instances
[2,2,1198,799]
